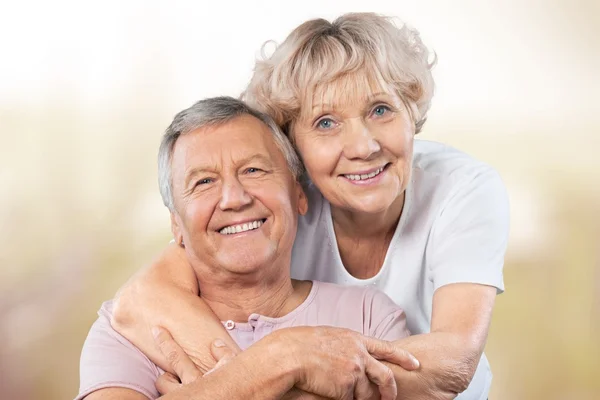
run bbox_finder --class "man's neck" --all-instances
[197,273,310,323]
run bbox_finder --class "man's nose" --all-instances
[218,177,252,211]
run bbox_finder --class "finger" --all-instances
[353,373,377,400]
[364,356,397,400]
[362,337,420,371]
[155,372,181,395]
[210,339,237,362]
[286,389,331,400]
[203,340,236,376]
[204,353,235,376]
[152,326,201,384]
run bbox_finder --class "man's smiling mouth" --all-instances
[219,218,267,235]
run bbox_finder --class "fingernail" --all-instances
[412,356,420,368]
[152,327,161,339]
[213,339,226,348]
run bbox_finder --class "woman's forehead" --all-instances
[302,73,398,114]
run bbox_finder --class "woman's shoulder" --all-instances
[408,140,507,222]
[413,139,495,177]
[411,139,503,193]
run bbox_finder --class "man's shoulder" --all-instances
[77,299,160,400]
[305,281,408,340]
[315,282,401,317]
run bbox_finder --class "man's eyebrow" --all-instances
[238,154,274,166]
[182,154,274,186]
[184,166,213,188]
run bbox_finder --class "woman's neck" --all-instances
[331,192,405,240]
[330,194,405,279]
[198,274,310,323]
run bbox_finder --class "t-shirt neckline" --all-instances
[322,176,413,284]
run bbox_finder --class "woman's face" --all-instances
[292,84,415,215]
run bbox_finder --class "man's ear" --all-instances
[295,182,308,216]
[170,212,184,247]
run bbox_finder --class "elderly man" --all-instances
[76,97,417,400]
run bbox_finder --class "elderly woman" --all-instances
[112,13,509,400]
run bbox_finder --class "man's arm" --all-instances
[158,339,297,400]
[152,326,419,400]
[387,283,497,400]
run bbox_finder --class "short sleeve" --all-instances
[427,168,510,293]
[75,302,160,400]
[367,288,411,341]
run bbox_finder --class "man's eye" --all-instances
[246,167,262,174]
[196,178,213,185]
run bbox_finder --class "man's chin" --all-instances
[216,254,275,275]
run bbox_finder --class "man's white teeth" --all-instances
[219,220,263,235]
[345,167,384,181]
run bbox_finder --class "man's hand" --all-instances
[152,327,236,395]
[152,327,325,399]
[263,326,420,400]
[151,325,420,400]
[152,327,203,395]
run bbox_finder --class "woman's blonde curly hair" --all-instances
[242,12,436,136]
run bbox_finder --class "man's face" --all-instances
[170,114,307,280]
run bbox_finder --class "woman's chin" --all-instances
[338,196,400,215]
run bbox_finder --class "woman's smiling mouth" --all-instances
[341,163,390,184]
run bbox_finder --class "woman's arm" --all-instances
[111,243,241,374]
[387,283,497,400]
[384,168,509,398]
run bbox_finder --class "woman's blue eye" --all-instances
[247,168,258,173]
[373,105,389,116]
[317,118,334,129]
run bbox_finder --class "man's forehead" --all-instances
[171,115,282,169]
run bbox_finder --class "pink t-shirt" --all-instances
[76,281,410,400]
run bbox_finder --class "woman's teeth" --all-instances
[344,166,384,181]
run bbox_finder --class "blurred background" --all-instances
[1,0,598,399]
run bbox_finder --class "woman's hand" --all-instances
[110,243,240,374]
[261,326,420,400]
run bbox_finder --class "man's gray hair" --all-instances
[158,96,304,211]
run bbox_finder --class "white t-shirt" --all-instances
[291,139,510,400]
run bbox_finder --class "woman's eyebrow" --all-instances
[311,92,391,111]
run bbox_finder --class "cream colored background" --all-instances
[1,0,599,399]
